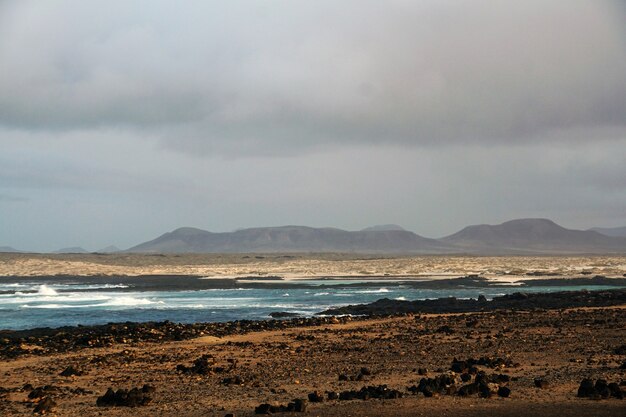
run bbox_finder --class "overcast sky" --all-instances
[1,0,625,252]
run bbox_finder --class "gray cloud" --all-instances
[0,194,28,203]
[1,1,624,155]
[0,1,625,251]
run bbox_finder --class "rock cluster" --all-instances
[319,288,626,316]
[336,385,403,401]
[0,316,355,359]
[255,398,307,414]
[96,385,155,407]
[450,356,514,373]
[407,371,511,399]
[32,397,56,414]
[577,379,624,399]
[176,354,237,375]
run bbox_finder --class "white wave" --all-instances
[101,296,159,307]
[21,304,63,309]
[37,285,58,296]
[1,283,28,288]
[73,284,130,290]
[313,292,330,296]
[282,293,290,297]
[394,296,406,301]
[354,288,390,294]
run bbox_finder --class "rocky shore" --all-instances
[0,287,625,416]
[319,288,626,315]
[1,306,625,416]
[2,288,625,361]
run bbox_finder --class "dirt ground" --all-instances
[1,307,625,416]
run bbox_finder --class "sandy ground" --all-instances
[1,308,625,416]
[1,253,625,279]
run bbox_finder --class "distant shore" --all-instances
[1,273,625,295]
[1,252,625,279]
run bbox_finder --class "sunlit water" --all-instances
[0,281,619,330]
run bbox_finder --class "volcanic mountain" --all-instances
[127,226,453,254]
[440,218,626,254]
[588,226,626,238]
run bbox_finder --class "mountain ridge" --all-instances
[440,218,626,254]
[588,226,626,238]
[126,218,626,254]
[127,225,453,254]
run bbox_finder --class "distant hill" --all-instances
[96,245,121,253]
[361,224,406,232]
[125,219,626,255]
[441,218,626,254]
[53,247,89,254]
[127,226,454,254]
[0,246,22,253]
[588,226,626,238]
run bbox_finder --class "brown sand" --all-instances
[1,308,625,416]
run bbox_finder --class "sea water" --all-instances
[0,280,619,330]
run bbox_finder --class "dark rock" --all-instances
[577,378,596,398]
[269,312,300,318]
[466,318,479,327]
[222,376,244,385]
[458,383,479,397]
[33,396,57,414]
[478,383,492,398]
[326,391,339,400]
[254,403,272,414]
[534,379,549,389]
[608,383,624,399]
[29,386,59,400]
[497,386,511,397]
[360,367,372,376]
[436,325,454,334]
[308,391,324,402]
[59,365,83,377]
[417,368,428,376]
[595,379,611,399]
[338,385,402,401]
[292,398,308,412]
[96,386,153,407]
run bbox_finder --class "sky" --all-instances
[1,0,625,252]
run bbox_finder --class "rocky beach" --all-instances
[1,293,625,416]
[1,254,625,416]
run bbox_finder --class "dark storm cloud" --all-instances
[1,1,624,155]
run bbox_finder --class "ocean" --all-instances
[0,278,620,330]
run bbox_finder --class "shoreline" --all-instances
[1,274,625,294]
[2,287,626,360]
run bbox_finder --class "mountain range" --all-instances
[126,219,626,255]
[588,226,626,238]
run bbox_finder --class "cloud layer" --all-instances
[0,1,624,250]
[1,1,624,154]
